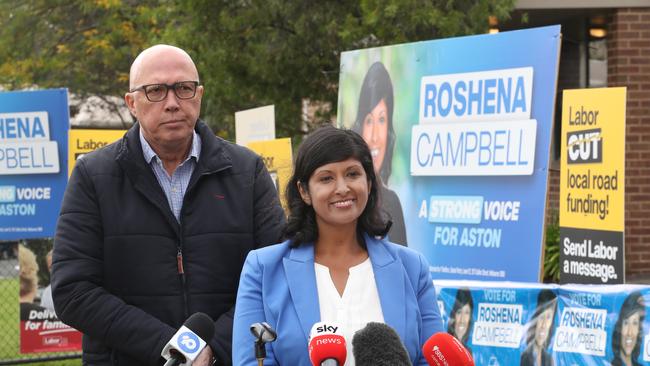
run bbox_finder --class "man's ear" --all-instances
[124,92,137,118]
[298,181,311,205]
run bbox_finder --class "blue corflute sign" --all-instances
[0,89,69,239]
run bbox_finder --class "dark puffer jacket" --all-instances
[52,121,285,366]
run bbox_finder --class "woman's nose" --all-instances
[335,179,350,194]
[369,123,378,142]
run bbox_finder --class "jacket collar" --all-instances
[115,120,233,232]
[283,235,406,343]
[116,120,232,175]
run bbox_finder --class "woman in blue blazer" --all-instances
[233,126,444,365]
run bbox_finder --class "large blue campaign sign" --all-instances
[435,280,650,365]
[0,89,69,239]
[338,26,561,282]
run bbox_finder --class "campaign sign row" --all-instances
[436,280,650,365]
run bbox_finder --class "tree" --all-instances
[0,0,516,137]
[0,0,173,127]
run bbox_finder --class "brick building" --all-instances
[502,1,650,281]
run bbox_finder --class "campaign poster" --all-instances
[0,89,69,240]
[235,104,275,146]
[434,280,650,365]
[247,138,293,212]
[559,88,626,284]
[554,285,649,365]
[338,26,561,282]
[68,129,126,176]
[19,244,82,353]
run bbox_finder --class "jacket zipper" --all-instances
[177,239,189,319]
[177,166,229,320]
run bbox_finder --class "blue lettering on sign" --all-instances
[422,77,527,119]
[0,116,46,139]
[419,68,533,125]
[415,129,527,168]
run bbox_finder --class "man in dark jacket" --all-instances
[52,45,285,366]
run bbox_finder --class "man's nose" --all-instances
[163,89,180,112]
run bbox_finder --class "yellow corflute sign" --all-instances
[560,88,625,231]
[68,129,126,176]
[247,138,293,213]
[559,87,626,284]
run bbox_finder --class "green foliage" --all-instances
[543,213,561,283]
[0,0,175,125]
[0,0,516,138]
[171,0,516,138]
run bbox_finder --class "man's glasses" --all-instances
[129,81,200,102]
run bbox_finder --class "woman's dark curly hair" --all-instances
[284,125,389,247]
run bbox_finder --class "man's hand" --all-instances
[193,346,214,366]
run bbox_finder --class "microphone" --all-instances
[250,322,277,364]
[161,312,215,366]
[422,332,474,366]
[351,322,410,366]
[308,322,347,366]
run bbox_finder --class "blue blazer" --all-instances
[233,235,444,365]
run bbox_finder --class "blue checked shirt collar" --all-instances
[139,128,201,165]
[139,126,201,222]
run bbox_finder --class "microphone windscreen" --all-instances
[183,312,215,343]
[422,332,474,366]
[352,322,410,366]
[309,322,347,365]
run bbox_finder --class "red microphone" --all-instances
[422,332,474,366]
[308,322,347,366]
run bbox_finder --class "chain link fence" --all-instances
[0,239,81,365]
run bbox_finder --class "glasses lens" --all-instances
[144,84,167,102]
[175,82,197,99]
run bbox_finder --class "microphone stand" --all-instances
[254,340,265,366]
[250,322,277,366]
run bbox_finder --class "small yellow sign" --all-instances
[68,129,126,176]
[247,138,293,212]
[560,88,626,231]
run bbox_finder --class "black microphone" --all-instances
[352,322,411,366]
[161,312,215,366]
[250,322,277,363]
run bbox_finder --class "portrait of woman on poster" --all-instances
[232,126,444,365]
[611,291,645,366]
[521,289,557,366]
[447,287,474,354]
[352,61,407,246]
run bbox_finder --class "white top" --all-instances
[40,284,56,314]
[314,258,384,366]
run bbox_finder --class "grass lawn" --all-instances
[0,278,81,365]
